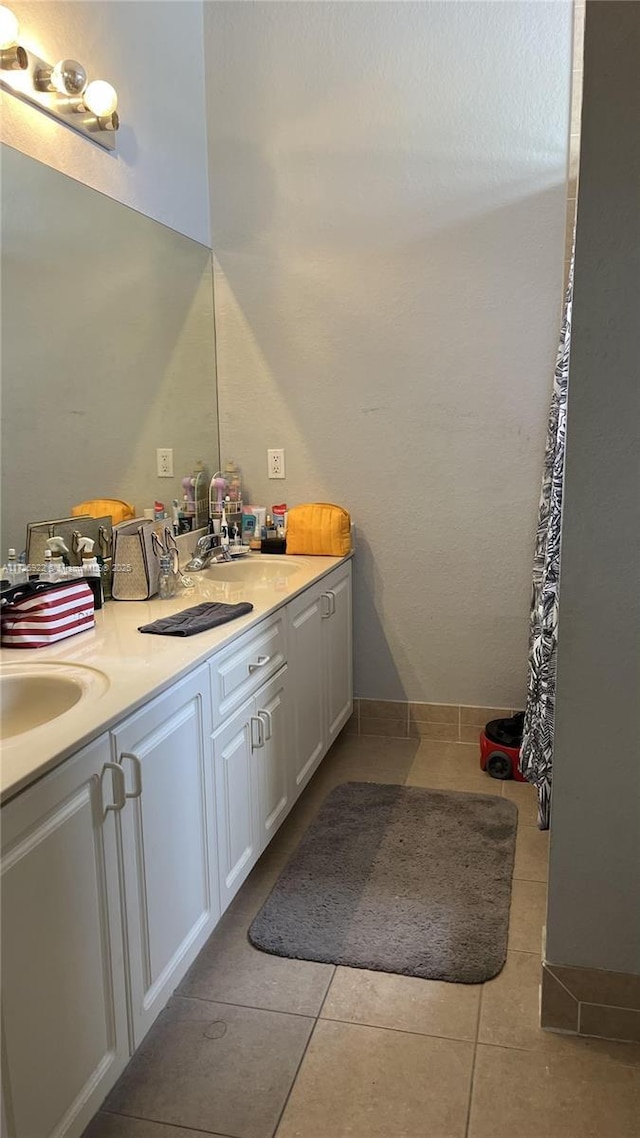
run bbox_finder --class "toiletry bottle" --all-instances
[40,549,57,582]
[158,554,176,599]
[4,549,28,586]
[46,536,70,581]
[273,503,287,537]
[242,510,257,545]
[78,538,104,609]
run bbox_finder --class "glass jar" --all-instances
[157,554,176,599]
[223,459,242,503]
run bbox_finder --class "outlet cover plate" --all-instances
[157,448,174,477]
[268,448,285,479]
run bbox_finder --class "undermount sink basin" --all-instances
[0,664,109,740]
[205,556,306,583]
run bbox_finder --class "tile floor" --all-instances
[85,734,640,1138]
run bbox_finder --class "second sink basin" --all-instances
[0,664,109,739]
[205,556,306,583]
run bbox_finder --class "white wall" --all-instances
[546,1,640,976]
[0,1,210,243]
[205,1,572,705]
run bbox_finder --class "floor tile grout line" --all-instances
[315,1012,479,1046]
[474,1039,640,1068]
[100,1106,237,1137]
[268,966,337,1138]
[174,992,326,1022]
[463,981,484,1138]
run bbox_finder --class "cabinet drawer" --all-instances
[210,613,286,728]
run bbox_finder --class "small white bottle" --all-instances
[4,549,28,586]
[40,550,58,582]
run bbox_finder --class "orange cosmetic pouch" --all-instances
[285,503,351,556]
[72,499,136,525]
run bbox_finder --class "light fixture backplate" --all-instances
[1,45,117,151]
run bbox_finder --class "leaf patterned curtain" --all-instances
[519,263,573,830]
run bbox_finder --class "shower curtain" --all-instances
[519,263,573,830]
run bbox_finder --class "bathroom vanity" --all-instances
[0,554,352,1138]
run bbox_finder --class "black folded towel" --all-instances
[139,601,253,637]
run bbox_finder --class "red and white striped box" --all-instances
[1,581,95,648]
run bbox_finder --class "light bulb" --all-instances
[0,5,19,49]
[50,58,87,96]
[83,79,118,117]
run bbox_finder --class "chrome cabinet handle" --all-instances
[327,590,336,616]
[248,654,271,674]
[250,715,265,749]
[321,592,331,618]
[119,751,143,799]
[258,708,273,741]
[102,762,126,813]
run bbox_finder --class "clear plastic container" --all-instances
[157,554,176,599]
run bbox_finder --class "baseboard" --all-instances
[345,699,519,741]
[541,961,640,1043]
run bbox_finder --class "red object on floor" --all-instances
[479,729,528,782]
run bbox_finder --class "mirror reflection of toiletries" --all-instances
[0,144,220,554]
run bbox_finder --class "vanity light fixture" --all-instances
[0,5,27,70]
[78,79,119,131]
[0,7,120,151]
[35,58,88,96]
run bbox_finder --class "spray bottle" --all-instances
[77,537,103,610]
[46,536,70,581]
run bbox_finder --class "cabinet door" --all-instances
[255,665,290,850]
[1,735,128,1138]
[288,586,326,797]
[112,666,218,1048]
[213,697,260,912]
[323,564,353,745]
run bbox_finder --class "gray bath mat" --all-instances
[249,782,517,983]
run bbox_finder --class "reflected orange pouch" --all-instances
[71,499,136,525]
[285,503,351,556]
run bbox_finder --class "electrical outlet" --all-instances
[268,448,285,479]
[156,448,174,477]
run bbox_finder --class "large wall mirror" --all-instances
[1,144,220,554]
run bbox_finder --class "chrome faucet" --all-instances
[184,533,232,571]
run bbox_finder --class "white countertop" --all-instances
[0,552,352,804]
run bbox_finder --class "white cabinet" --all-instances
[288,587,326,793]
[111,665,219,1048]
[212,695,259,911]
[324,564,353,745]
[289,560,353,794]
[0,556,352,1137]
[255,667,290,847]
[1,668,219,1138]
[213,664,290,912]
[210,612,286,729]
[1,735,129,1138]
